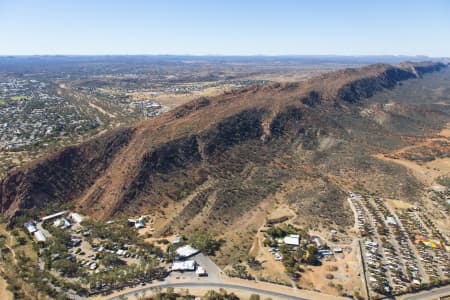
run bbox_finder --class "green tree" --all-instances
[202,289,239,300]
[189,232,223,256]
[100,252,125,267]
[52,259,80,277]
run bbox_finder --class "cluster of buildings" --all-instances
[24,211,85,243]
[170,244,207,276]
[127,100,164,117]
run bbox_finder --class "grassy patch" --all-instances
[9,95,31,101]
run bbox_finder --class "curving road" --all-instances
[402,286,450,300]
[106,282,311,300]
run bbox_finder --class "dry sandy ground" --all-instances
[0,275,13,300]
[386,199,413,210]
[374,123,450,185]
[248,227,292,285]
[128,84,239,110]
[375,154,450,186]
[297,241,362,296]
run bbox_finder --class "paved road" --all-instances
[402,286,450,300]
[106,282,311,300]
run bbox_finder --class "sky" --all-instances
[1,0,449,56]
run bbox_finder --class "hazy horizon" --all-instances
[0,54,446,58]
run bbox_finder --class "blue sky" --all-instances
[1,0,449,56]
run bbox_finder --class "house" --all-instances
[284,234,300,246]
[176,245,200,258]
[24,222,37,234]
[69,213,84,224]
[171,260,196,271]
[134,221,145,229]
[311,236,323,248]
[34,230,46,242]
[172,234,181,245]
[53,218,71,229]
[128,216,147,228]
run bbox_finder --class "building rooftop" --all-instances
[34,230,46,242]
[171,260,196,271]
[176,245,200,258]
[284,234,300,246]
[42,211,68,221]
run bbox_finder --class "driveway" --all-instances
[191,253,223,283]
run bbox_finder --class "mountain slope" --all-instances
[1,62,448,247]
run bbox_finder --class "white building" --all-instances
[70,213,84,224]
[311,236,323,248]
[284,234,300,246]
[53,218,71,229]
[176,245,200,258]
[171,260,196,271]
[172,234,181,245]
[34,230,46,242]
[134,221,145,229]
[24,222,37,234]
